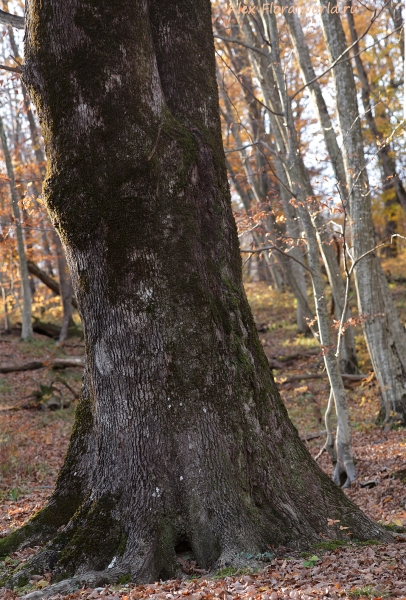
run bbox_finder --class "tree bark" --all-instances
[2,0,387,587]
[318,0,406,424]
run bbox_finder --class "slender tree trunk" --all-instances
[270,155,312,334]
[0,115,33,340]
[226,156,303,306]
[229,0,356,482]
[319,0,406,424]
[218,15,311,333]
[2,0,387,587]
[3,0,46,174]
[53,232,73,343]
[387,0,404,64]
[0,272,11,334]
[345,0,406,254]
[232,2,357,373]
[276,0,347,201]
[3,6,56,282]
[219,93,284,291]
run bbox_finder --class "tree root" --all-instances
[20,570,120,600]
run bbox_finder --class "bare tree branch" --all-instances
[0,8,24,30]
[0,63,21,74]
[216,50,284,116]
[224,142,260,154]
[291,3,395,100]
[214,34,267,56]
[240,245,312,273]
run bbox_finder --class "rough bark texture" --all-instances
[1,0,389,587]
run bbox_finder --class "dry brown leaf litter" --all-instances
[1,285,406,598]
[2,546,406,600]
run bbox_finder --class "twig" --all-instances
[0,63,21,74]
[315,390,336,462]
[225,142,261,154]
[335,239,394,359]
[0,8,24,29]
[216,51,284,116]
[214,34,267,55]
[55,377,80,399]
[240,245,312,273]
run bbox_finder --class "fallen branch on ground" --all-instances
[301,430,327,441]
[27,261,78,309]
[268,351,321,369]
[276,372,372,384]
[270,350,320,362]
[0,357,84,373]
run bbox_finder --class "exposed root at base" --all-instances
[19,570,123,600]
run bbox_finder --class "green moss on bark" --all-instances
[56,495,126,575]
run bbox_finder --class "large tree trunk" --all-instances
[1,0,387,587]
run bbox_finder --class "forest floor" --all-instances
[0,271,406,599]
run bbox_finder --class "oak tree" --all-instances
[0,0,387,589]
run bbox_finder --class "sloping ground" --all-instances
[0,279,406,598]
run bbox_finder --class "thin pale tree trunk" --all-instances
[231,3,357,372]
[0,272,11,333]
[319,0,406,424]
[219,88,284,290]
[0,115,33,340]
[345,0,406,251]
[276,0,347,201]
[53,231,73,343]
[229,1,356,482]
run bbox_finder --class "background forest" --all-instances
[1,0,406,598]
